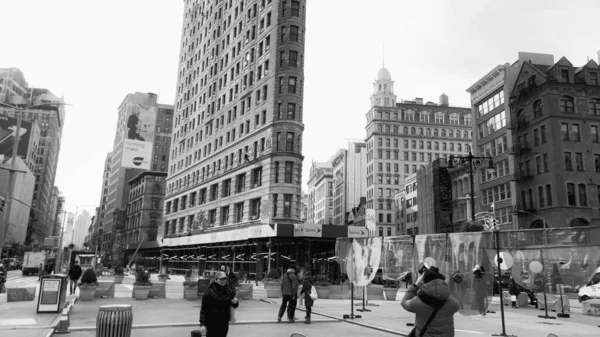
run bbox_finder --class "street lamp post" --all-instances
[0,100,69,257]
[447,152,496,222]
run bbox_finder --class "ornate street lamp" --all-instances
[447,152,495,221]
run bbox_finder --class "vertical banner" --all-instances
[335,237,382,287]
[0,115,33,159]
[365,209,376,235]
[122,103,156,170]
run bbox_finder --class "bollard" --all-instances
[54,307,70,334]
[96,305,133,337]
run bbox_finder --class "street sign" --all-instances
[293,223,322,237]
[347,226,368,238]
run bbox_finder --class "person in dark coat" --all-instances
[199,271,239,337]
[402,266,459,337]
[225,266,238,295]
[38,263,44,281]
[508,276,521,308]
[278,268,299,322]
[299,272,314,324]
[67,261,83,295]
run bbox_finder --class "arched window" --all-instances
[448,130,453,137]
[589,98,600,115]
[434,129,439,137]
[418,128,423,135]
[560,96,574,113]
[385,125,390,133]
[153,184,161,193]
[426,128,431,136]
[463,131,469,139]
[403,127,408,134]
[393,126,398,134]
[377,124,383,132]
[411,127,416,135]
[533,99,543,117]
[441,129,446,137]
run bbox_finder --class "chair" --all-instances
[290,334,307,337]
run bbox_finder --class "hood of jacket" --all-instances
[418,279,450,308]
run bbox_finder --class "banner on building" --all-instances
[365,209,376,232]
[121,103,156,170]
[0,115,33,160]
[335,237,383,287]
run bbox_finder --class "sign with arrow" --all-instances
[347,226,368,238]
[294,223,323,237]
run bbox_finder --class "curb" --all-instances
[68,318,341,331]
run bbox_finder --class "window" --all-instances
[579,184,588,206]
[280,26,287,41]
[595,154,600,172]
[543,153,549,172]
[576,153,584,171]
[559,96,574,113]
[567,183,576,206]
[546,185,553,206]
[234,202,244,223]
[221,206,230,225]
[291,1,300,16]
[284,161,293,183]
[541,125,547,143]
[275,161,280,183]
[590,98,600,115]
[289,51,298,67]
[536,156,542,174]
[288,77,296,93]
[533,128,539,146]
[561,123,569,140]
[379,227,383,236]
[561,69,569,82]
[250,198,261,219]
[476,91,504,117]
[572,124,580,141]
[538,186,545,208]
[592,125,600,142]
[564,152,573,171]
[387,227,392,236]
[290,25,299,42]
[283,194,292,217]
[286,132,294,151]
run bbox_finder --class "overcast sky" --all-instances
[0,0,599,215]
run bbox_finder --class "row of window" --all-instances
[375,125,472,139]
[375,109,472,126]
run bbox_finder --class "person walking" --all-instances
[199,271,238,337]
[278,268,299,322]
[225,266,238,294]
[299,272,314,324]
[67,261,83,295]
[401,266,459,337]
[37,263,44,281]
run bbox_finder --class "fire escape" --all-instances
[507,82,538,217]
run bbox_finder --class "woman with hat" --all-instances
[401,266,459,337]
[199,271,239,337]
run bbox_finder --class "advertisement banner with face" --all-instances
[0,115,33,160]
[122,103,156,170]
[336,237,382,287]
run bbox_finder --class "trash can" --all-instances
[96,304,133,337]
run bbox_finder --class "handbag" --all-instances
[309,285,318,301]
[407,305,442,337]
[229,306,236,323]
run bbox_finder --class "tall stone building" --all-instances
[103,92,173,265]
[365,67,473,236]
[306,161,333,225]
[161,0,310,277]
[98,153,112,253]
[0,68,66,247]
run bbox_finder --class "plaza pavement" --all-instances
[1,272,600,337]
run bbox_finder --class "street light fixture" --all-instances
[0,100,70,259]
[447,151,495,222]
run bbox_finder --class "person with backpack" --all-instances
[67,261,83,295]
[401,266,459,337]
[277,268,299,322]
[299,271,316,324]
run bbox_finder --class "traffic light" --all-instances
[0,196,5,211]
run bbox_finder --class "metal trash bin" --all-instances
[96,304,133,337]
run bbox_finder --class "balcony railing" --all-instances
[507,118,529,130]
[511,172,534,182]
[510,141,532,156]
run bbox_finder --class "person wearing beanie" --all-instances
[278,267,299,322]
[401,267,459,337]
[199,271,238,337]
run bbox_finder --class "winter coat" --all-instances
[281,272,299,296]
[300,279,314,307]
[68,265,82,280]
[401,279,459,337]
[199,281,239,325]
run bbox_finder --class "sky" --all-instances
[0,0,599,215]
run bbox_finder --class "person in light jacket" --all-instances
[402,266,459,337]
[199,271,238,337]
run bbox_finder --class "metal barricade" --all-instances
[96,304,133,337]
